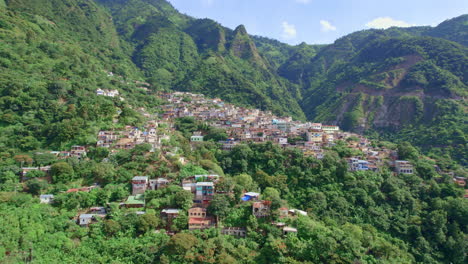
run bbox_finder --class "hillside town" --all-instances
[21,90,466,237]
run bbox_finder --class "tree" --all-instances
[208,195,231,220]
[137,214,159,234]
[87,147,110,161]
[204,128,228,142]
[14,155,33,165]
[50,162,74,183]
[166,233,198,255]
[26,170,46,178]
[92,163,116,184]
[171,213,188,232]
[397,142,419,161]
[179,164,208,179]
[26,179,48,195]
[103,219,121,236]
[173,190,193,211]
[233,173,257,191]
[33,153,57,166]
[415,159,438,180]
[262,187,282,210]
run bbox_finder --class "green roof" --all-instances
[125,194,145,205]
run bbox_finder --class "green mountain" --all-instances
[298,21,467,164]
[96,0,306,119]
[0,0,162,150]
[0,1,466,263]
[0,0,466,163]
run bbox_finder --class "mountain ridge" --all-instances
[1,0,466,163]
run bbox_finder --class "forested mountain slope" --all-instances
[96,0,306,119]
[0,0,466,162]
[0,0,161,151]
[0,1,466,263]
[298,19,467,164]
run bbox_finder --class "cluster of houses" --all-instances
[158,92,416,175]
[71,173,307,237]
[97,124,170,152]
[31,91,466,234]
[19,146,87,182]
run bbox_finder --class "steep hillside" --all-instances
[0,0,466,163]
[297,23,467,164]
[427,14,468,46]
[97,0,306,119]
[0,0,157,150]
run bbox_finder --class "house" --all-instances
[222,227,247,237]
[125,194,145,208]
[191,132,204,142]
[277,137,288,145]
[96,89,119,97]
[310,123,322,131]
[276,122,291,132]
[70,145,87,158]
[195,182,214,203]
[241,192,260,201]
[347,158,370,171]
[132,176,149,195]
[283,226,298,235]
[395,160,414,174]
[288,209,308,217]
[279,207,289,218]
[79,214,95,226]
[306,132,323,143]
[66,186,97,193]
[253,201,271,218]
[222,140,239,151]
[454,178,466,187]
[188,207,213,230]
[161,209,180,228]
[149,178,170,190]
[189,207,207,218]
[39,194,54,204]
[182,180,196,192]
[322,125,339,133]
[89,207,107,215]
[188,217,213,230]
[273,222,286,228]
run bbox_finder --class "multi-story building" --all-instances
[132,176,149,195]
[395,160,414,174]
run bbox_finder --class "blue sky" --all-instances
[167,0,468,45]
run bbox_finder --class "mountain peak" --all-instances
[234,24,248,35]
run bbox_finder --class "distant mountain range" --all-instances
[1,0,466,163]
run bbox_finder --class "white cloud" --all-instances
[365,17,414,29]
[320,20,337,32]
[281,21,297,39]
[295,0,311,4]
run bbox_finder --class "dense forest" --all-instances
[0,131,466,263]
[0,0,467,263]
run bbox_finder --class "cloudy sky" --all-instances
[167,0,468,45]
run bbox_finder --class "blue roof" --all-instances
[241,196,252,201]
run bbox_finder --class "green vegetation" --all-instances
[3,0,464,162]
[0,137,466,263]
[0,1,466,262]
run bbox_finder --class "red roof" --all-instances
[189,217,211,224]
